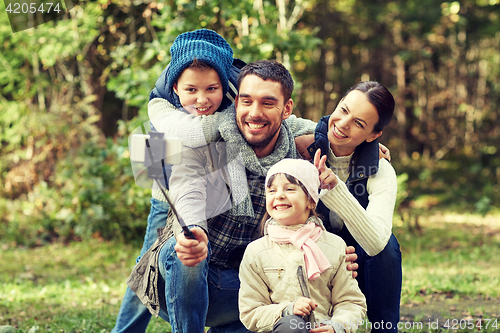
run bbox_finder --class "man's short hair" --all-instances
[237,60,294,102]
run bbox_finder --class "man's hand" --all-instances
[310,324,335,333]
[174,227,208,267]
[379,143,391,162]
[345,246,358,278]
[293,297,317,317]
[295,134,315,161]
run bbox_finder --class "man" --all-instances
[127,60,359,332]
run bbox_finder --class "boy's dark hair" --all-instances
[260,172,320,235]
[187,58,214,71]
[237,60,294,102]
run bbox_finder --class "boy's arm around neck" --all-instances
[148,97,224,147]
[285,114,317,137]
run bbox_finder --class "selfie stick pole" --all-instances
[145,134,195,239]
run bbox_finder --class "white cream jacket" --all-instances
[238,221,367,332]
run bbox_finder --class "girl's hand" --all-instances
[345,246,359,278]
[293,297,317,317]
[313,149,338,190]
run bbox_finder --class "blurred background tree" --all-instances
[1,0,499,247]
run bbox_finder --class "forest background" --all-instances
[1,0,499,245]
[0,0,500,331]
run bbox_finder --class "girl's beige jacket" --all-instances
[238,221,367,332]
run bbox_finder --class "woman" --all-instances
[307,81,402,333]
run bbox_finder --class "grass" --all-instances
[387,211,500,333]
[1,212,500,332]
[396,224,500,304]
[0,241,171,332]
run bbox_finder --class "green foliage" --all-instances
[0,130,150,247]
[392,152,500,213]
[396,172,409,209]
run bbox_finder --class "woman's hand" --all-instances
[313,149,338,190]
[293,297,318,317]
[174,227,208,267]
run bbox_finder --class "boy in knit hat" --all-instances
[112,29,241,333]
[148,29,244,147]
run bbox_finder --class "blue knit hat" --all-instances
[168,29,233,101]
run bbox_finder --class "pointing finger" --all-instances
[319,154,327,172]
[313,149,321,168]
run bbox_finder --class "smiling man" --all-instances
[127,60,324,333]
[235,65,294,158]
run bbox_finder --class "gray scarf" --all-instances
[219,105,298,218]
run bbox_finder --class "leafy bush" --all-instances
[0,119,151,247]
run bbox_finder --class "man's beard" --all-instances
[239,113,284,149]
[244,129,278,149]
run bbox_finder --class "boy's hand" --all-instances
[345,246,358,278]
[295,134,315,160]
[293,297,318,317]
[313,149,338,190]
[174,227,208,267]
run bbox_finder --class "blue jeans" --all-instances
[356,234,402,333]
[112,198,169,333]
[273,315,308,333]
[157,235,251,333]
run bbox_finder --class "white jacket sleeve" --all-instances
[148,98,224,147]
[320,159,397,256]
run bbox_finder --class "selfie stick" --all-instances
[145,133,195,239]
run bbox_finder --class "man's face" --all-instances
[235,74,293,158]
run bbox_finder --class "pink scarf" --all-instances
[267,221,332,280]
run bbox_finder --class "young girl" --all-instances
[238,157,367,333]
